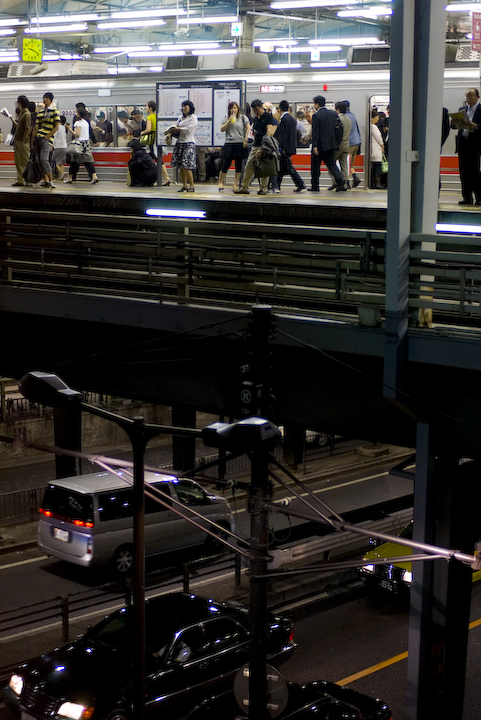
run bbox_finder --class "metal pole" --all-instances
[248,446,271,720]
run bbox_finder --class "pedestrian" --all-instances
[170,100,198,192]
[140,100,170,186]
[342,100,362,188]
[94,111,113,146]
[30,91,60,188]
[12,95,31,187]
[218,101,249,193]
[236,99,276,195]
[52,115,67,182]
[453,87,481,205]
[129,107,145,138]
[370,110,384,189]
[127,139,157,186]
[329,102,351,190]
[275,100,306,193]
[65,108,99,184]
[309,95,345,192]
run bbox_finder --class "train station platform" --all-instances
[0,178,476,230]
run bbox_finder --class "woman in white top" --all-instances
[65,108,99,184]
[218,102,249,192]
[52,115,68,181]
[171,100,198,192]
[370,110,384,189]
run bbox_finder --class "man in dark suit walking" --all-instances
[309,95,345,192]
[455,87,481,205]
[275,100,306,193]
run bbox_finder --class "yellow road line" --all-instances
[336,616,481,686]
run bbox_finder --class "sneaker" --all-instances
[48,182,56,188]
[273,189,280,193]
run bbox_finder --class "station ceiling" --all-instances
[0,1,477,69]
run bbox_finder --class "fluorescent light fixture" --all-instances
[33,13,100,23]
[276,44,342,51]
[309,36,385,45]
[253,38,303,46]
[25,23,88,33]
[177,15,239,24]
[271,0,358,8]
[146,209,207,219]
[191,48,237,55]
[97,19,166,29]
[158,42,219,50]
[59,54,81,59]
[446,2,481,10]
[0,18,23,26]
[269,62,302,68]
[338,7,392,16]
[310,60,347,67]
[43,55,59,60]
[0,29,16,36]
[436,222,481,234]
[108,66,139,74]
[128,50,185,57]
[94,46,152,53]
[110,9,186,18]
[149,66,164,71]
[0,54,20,61]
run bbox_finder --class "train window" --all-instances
[166,55,198,70]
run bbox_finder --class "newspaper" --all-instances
[449,109,471,130]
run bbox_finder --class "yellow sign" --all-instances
[22,38,43,63]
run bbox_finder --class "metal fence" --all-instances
[0,486,45,522]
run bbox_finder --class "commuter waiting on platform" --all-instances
[370,110,384,189]
[52,115,67,182]
[170,100,198,193]
[31,92,60,189]
[127,139,157,187]
[65,108,99,184]
[218,102,249,192]
[12,95,31,187]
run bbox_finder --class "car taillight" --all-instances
[289,629,295,643]
[39,508,93,528]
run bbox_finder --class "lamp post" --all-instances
[18,371,200,720]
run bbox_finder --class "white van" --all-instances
[37,470,234,574]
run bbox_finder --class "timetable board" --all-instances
[156,80,245,146]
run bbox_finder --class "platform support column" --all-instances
[406,422,475,720]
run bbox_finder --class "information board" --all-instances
[156,80,245,147]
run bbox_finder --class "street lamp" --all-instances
[18,371,199,720]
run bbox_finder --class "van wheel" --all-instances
[206,522,230,553]
[112,546,134,575]
[105,709,131,720]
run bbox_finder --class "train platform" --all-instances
[0,178,475,229]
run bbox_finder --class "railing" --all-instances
[0,486,45,522]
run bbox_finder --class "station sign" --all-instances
[259,85,285,93]
[473,12,481,52]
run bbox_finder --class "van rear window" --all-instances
[40,485,94,525]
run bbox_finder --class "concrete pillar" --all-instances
[172,404,196,472]
[53,407,81,478]
[282,423,304,469]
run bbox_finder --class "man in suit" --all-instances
[275,100,306,193]
[309,95,345,192]
[456,87,481,206]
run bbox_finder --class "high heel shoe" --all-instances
[178,187,188,192]
[90,178,99,185]
[162,181,171,187]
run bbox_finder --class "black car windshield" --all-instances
[89,607,174,658]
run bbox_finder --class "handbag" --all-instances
[381,153,388,173]
[67,141,81,157]
[5,132,13,145]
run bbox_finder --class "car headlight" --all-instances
[403,571,413,584]
[8,674,23,695]
[363,564,375,573]
[58,702,94,720]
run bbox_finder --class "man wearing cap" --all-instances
[129,108,146,138]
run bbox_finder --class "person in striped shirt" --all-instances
[31,92,60,188]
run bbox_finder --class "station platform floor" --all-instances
[0,178,477,228]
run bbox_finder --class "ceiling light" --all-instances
[146,209,206,219]
[309,36,385,45]
[0,18,23,26]
[94,46,152,53]
[158,42,219,50]
[269,62,302,68]
[191,48,238,55]
[253,38,305,46]
[97,20,166,29]
[25,24,88,33]
[149,66,164,71]
[111,9,186,18]
[177,15,239,24]
[0,29,16,36]
[310,60,347,66]
[108,67,140,74]
[0,54,19,61]
[446,2,481,10]
[436,223,481,233]
[337,7,392,16]
[276,44,342,51]
[128,50,185,57]
[33,13,100,23]
[271,0,358,8]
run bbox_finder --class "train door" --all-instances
[368,95,389,188]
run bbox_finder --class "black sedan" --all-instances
[2,593,296,720]
[186,681,392,720]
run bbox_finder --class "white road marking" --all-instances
[0,555,48,570]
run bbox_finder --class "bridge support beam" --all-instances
[172,404,196,472]
[406,422,475,720]
[53,407,81,479]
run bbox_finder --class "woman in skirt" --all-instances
[218,102,250,193]
[171,100,198,192]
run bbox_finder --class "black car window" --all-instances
[173,479,206,506]
[169,627,205,664]
[41,485,94,523]
[145,481,172,512]
[201,618,248,655]
[91,611,129,651]
[98,482,171,521]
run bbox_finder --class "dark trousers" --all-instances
[458,138,481,202]
[278,154,305,189]
[311,148,343,189]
